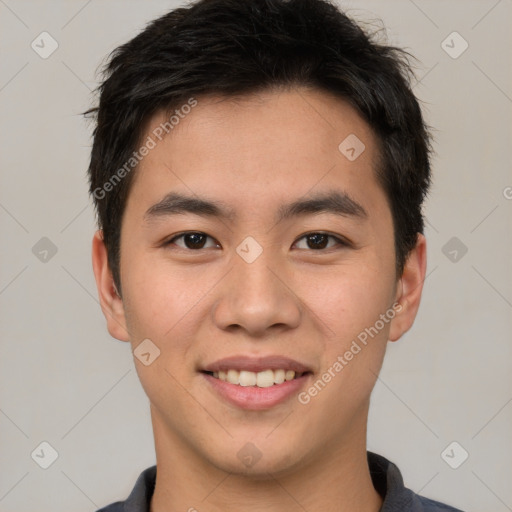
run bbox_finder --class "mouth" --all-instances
[200,355,313,410]
[202,369,311,387]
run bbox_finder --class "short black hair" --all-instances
[85,0,432,296]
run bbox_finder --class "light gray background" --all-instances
[1,0,511,511]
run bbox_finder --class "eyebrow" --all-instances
[143,190,367,224]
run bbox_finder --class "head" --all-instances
[88,0,431,478]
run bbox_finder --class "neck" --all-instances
[149,406,383,512]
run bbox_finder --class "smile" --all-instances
[206,369,305,387]
[200,355,313,410]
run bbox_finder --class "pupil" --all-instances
[185,233,206,249]
[183,234,329,250]
[308,234,328,249]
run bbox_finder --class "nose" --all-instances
[211,247,301,337]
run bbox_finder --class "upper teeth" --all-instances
[212,369,297,387]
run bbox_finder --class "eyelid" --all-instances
[165,232,220,249]
[292,231,351,250]
[163,230,351,251]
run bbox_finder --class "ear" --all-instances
[388,233,427,342]
[91,230,130,342]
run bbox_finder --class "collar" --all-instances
[112,451,459,512]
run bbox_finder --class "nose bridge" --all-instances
[212,240,301,335]
[235,246,280,303]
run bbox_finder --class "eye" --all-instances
[163,231,349,251]
[293,232,348,250]
[165,232,220,250]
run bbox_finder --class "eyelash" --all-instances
[163,231,350,251]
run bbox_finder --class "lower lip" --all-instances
[202,372,311,410]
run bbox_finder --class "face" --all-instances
[92,88,426,477]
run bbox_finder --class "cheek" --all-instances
[120,267,203,403]
[297,262,396,341]
[296,262,395,400]
[122,255,206,336]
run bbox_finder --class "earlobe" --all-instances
[388,233,427,342]
[91,230,131,342]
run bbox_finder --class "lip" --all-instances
[200,355,313,411]
[201,372,312,411]
[202,355,312,374]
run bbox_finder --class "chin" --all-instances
[206,441,306,478]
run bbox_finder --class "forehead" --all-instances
[126,88,387,221]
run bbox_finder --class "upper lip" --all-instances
[202,355,313,374]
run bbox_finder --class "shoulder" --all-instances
[386,484,466,512]
[94,465,157,512]
[415,494,465,512]
[367,451,466,512]
[95,502,124,512]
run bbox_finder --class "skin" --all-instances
[92,88,426,512]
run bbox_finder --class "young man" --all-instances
[87,0,464,510]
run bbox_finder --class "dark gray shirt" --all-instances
[96,451,465,511]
